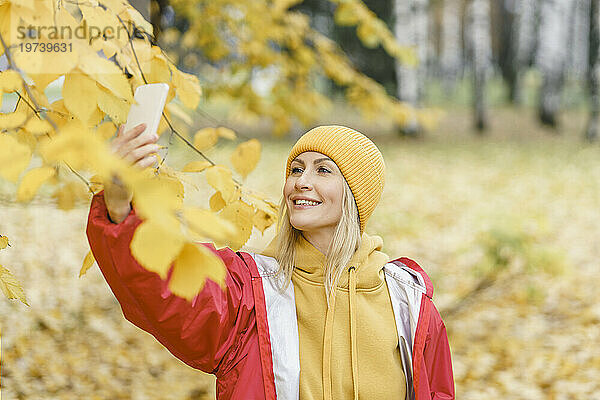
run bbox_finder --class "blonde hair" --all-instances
[274,179,361,303]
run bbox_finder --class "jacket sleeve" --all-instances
[424,303,455,400]
[86,192,256,375]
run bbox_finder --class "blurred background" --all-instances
[1,0,600,399]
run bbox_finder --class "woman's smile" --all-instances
[291,197,322,208]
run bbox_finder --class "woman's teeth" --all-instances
[295,199,320,206]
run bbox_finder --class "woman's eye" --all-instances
[318,166,331,173]
[291,167,303,174]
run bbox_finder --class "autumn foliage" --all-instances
[0,0,429,302]
[0,0,281,300]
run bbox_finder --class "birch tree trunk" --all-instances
[498,0,519,103]
[440,0,462,92]
[566,0,590,80]
[465,0,492,132]
[536,0,575,128]
[585,0,600,142]
[393,0,429,135]
[511,0,540,104]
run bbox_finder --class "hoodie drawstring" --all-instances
[349,266,359,400]
[323,266,360,400]
[322,288,337,400]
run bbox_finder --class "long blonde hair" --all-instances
[274,179,361,303]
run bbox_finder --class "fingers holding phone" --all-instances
[111,123,161,169]
[104,83,169,223]
[114,83,169,170]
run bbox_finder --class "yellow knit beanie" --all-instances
[286,125,385,233]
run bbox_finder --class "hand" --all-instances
[104,123,160,223]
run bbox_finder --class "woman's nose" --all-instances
[295,171,313,190]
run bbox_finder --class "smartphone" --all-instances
[123,83,169,137]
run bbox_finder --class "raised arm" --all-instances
[87,122,257,374]
[87,192,256,374]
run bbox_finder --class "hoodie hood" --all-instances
[262,232,389,290]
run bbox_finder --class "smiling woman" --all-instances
[86,125,455,400]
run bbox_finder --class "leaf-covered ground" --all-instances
[1,108,599,399]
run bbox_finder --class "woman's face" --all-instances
[283,152,345,237]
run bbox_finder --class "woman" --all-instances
[87,124,454,400]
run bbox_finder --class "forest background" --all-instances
[0,0,599,398]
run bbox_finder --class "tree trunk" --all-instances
[393,0,429,136]
[465,0,492,132]
[498,0,519,103]
[511,0,540,104]
[586,0,600,142]
[536,0,574,128]
[566,0,590,80]
[440,0,462,93]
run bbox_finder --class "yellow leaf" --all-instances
[39,121,102,171]
[182,160,212,173]
[0,133,31,182]
[12,0,51,25]
[87,106,105,127]
[231,139,261,178]
[0,236,8,250]
[253,209,276,233]
[80,3,120,45]
[209,191,226,212]
[96,121,117,140]
[63,72,98,123]
[148,55,172,84]
[241,188,279,216]
[80,53,133,102]
[156,163,199,189]
[193,127,218,151]
[206,165,237,203]
[382,37,418,67]
[357,22,380,48]
[182,207,236,242]
[99,39,119,59]
[131,173,184,219]
[30,73,62,92]
[0,69,22,92]
[173,69,201,109]
[14,129,36,151]
[79,250,96,277]
[0,265,28,306]
[99,0,129,15]
[219,200,254,250]
[216,126,237,140]
[131,218,184,279]
[334,3,359,26]
[120,39,153,73]
[0,110,27,130]
[168,243,226,301]
[127,5,154,36]
[46,99,75,129]
[17,166,56,202]
[23,118,53,136]
[97,84,129,124]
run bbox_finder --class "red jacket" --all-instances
[87,193,454,399]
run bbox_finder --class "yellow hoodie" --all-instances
[264,233,406,400]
